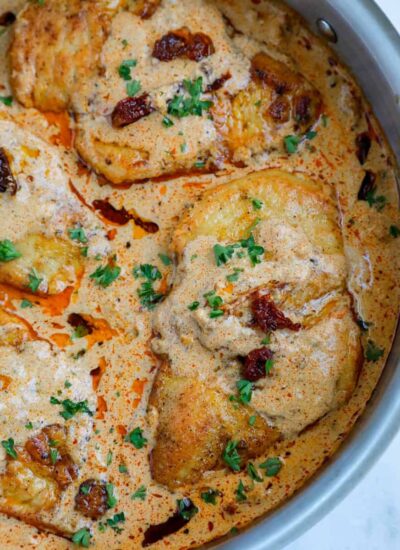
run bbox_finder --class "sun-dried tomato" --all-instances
[111,94,155,128]
[152,28,214,63]
[243,347,274,382]
[92,199,132,225]
[67,313,93,335]
[251,293,301,332]
[355,132,371,165]
[0,148,17,195]
[206,72,231,92]
[357,170,376,200]
[75,479,108,519]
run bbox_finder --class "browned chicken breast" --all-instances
[150,169,361,488]
[10,0,322,183]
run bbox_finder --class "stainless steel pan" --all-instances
[219,1,400,548]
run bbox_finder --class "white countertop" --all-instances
[287,1,400,548]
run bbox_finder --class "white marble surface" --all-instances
[287,1,400,548]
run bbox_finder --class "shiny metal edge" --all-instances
[215,1,400,548]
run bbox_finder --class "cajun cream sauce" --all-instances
[0,0,399,548]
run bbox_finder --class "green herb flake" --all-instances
[118,59,137,80]
[21,299,33,309]
[305,130,317,140]
[200,488,219,505]
[365,340,384,362]
[68,226,88,244]
[118,463,128,474]
[235,480,247,502]
[162,116,174,128]
[236,379,252,405]
[126,427,147,449]
[158,253,172,266]
[106,512,125,533]
[213,243,237,266]
[25,422,33,430]
[27,268,43,293]
[50,447,59,465]
[50,396,93,420]
[259,456,282,477]
[240,233,265,266]
[248,415,256,427]
[72,527,92,548]
[226,268,243,283]
[261,336,270,345]
[127,79,141,97]
[265,358,274,375]
[188,301,200,311]
[0,239,21,262]
[121,39,128,48]
[247,462,263,482]
[177,498,199,520]
[133,264,162,281]
[72,325,89,340]
[0,96,13,107]
[167,77,213,119]
[194,160,206,168]
[365,188,387,211]
[251,198,263,210]
[131,485,147,501]
[106,450,113,466]
[222,440,241,472]
[284,134,301,154]
[1,438,17,459]
[106,483,117,508]
[90,263,121,288]
[322,114,329,127]
[64,380,72,389]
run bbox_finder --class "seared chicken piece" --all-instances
[149,364,279,489]
[151,169,361,484]
[10,0,321,183]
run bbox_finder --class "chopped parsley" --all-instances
[365,340,384,362]
[390,225,400,238]
[284,134,301,154]
[0,239,21,262]
[25,422,33,430]
[72,528,92,548]
[158,253,172,266]
[247,462,263,482]
[248,415,256,426]
[240,233,265,266]
[127,79,141,97]
[90,262,121,288]
[50,397,93,420]
[265,358,274,375]
[106,512,125,533]
[118,59,137,80]
[226,268,243,282]
[261,336,271,345]
[133,264,162,280]
[235,480,247,502]
[119,463,128,474]
[21,299,33,309]
[126,427,147,449]
[0,96,13,107]
[194,160,206,168]
[177,498,199,520]
[188,301,200,311]
[72,325,90,339]
[27,268,43,293]
[204,290,224,318]
[133,264,164,310]
[167,77,213,119]
[200,488,219,505]
[106,483,117,508]
[68,226,88,244]
[213,243,237,266]
[365,187,387,211]
[236,379,253,405]
[50,447,59,465]
[305,130,317,140]
[106,450,113,466]
[251,198,263,210]
[162,116,174,128]
[1,438,17,459]
[322,114,329,127]
[131,485,147,501]
[259,457,282,477]
[222,440,241,472]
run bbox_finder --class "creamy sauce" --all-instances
[0,0,399,548]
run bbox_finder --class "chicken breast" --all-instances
[10,0,321,183]
[151,169,361,486]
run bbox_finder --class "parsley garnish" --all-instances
[213,243,237,266]
[72,325,89,339]
[162,116,174,128]
[119,463,128,473]
[167,77,213,119]
[284,135,301,154]
[252,198,263,210]
[106,483,117,508]
[390,225,400,238]
[21,299,33,308]
[106,512,125,533]
[133,264,164,310]
[118,59,137,80]
[236,480,247,502]
[365,188,387,211]
[126,427,147,449]
[68,226,88,244]
[204,290,224,318]
[248,415,256,426]
[177,498,199,520]
[27,268,43,293]
[200,488,219,505]
[158,253,172,266]
[106,450,113,466]
[226,268,243,282]
[72,528,92,548]
[1,438,17,459]
[259,457,282,477]
[222,440,241,472]
[247,462,262,482]
[25,422,33,430]
[50,447,59,465]
[50,396,93,420]
[265,358,274,374]
[240,233,265,266]
[261,336,270,345]
[0,239,21,262]
[127,79,141,97]
[188,301,200,311]
[0,96,13,107]
[365,340,384,362]
[133,264,161,281]
[131,485,147,501]
[194,160,206,168]
[322,114,329,127]
[236,379,253,405]
[90,262,121,288]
